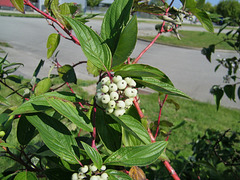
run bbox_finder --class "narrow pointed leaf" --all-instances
[192,8,213,33]
[34,78,52,96]
[101,0,133,54]
[104,141,167,166]
[81,141,103,169]
[111,115,151,145]
[47,33,60,59]
[46,96,93,132]
[112,16,138,67]
[105,169,132,180]
[64,17,111,71]
[58,64,77,84]
[10,0,25,13]
[25,113,80,164]
[14,171,37,180]
[0,95,10,106]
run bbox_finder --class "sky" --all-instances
[171,0,221,8]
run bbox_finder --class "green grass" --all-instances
[138,30,235,50]
[139,93,240,157]
[0,12,43,18]
[0,41,12,53]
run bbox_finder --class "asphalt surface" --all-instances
[0,16,239,109]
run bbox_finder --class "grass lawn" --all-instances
[138,30,236,50]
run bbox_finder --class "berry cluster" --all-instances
[72,165,108,180]
[95,75,138,117]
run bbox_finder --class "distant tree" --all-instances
[87,0,102,13]
[196,0,216,13]
[216,0,240,20]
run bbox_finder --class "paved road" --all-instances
[0,16,239,109]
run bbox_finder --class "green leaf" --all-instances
[95,107,121,153]
[33,59,44,77]
[34,78,52,96]
[106,169,132,180]
[134,77,190,98]
[86,60,101,77]
[47,33,60,59]
[101,0,133,54]
[11,91,82,115]
[6,75,22,84]
[81,141,103,170]
[0,95,10,106]
[224,84,236,101]
[51,0,67,27]
[46,96,93,132]
[10,0,25,13]
[111,115,151,145]
[104,141,167,166]
[64,17,112,71]
[201,44,215,62]
[17,115,36,145]
[25,113,80,164]
[192,8,214,33]
[114,64,173,85]
[0,142,17,149]
[58,65,77,84]
[210,86,224,110]
[14,171,38,180]
[112,16,138,67]
[122,127,143,146]
[238,86,240,100]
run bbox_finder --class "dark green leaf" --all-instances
[0,142,17,149]
[181,0,197,9]
[114,64,173,85]
[122,127,143,146]
[25,113,81,164]
[33,59,44,77]
[111,115,151,145]
[95,107,121,153]
[51,0,67,27]
[238,86,240,100]
[6,75,21,83]
[81,141,103,169]
[47,33,60,59]
[17,115,36,145]
[58,64,77,84]
[10,0,25,13]
[201,44,215,62]
[192,8,213,33]
[14,171,38,180]
[34,78,52,96]
[210,86,224,110]
[0,95,10,106]
[134,77,190,98]
[64,17,112,71]
[104,141,167,166]
[112,16,138,67]
[46,96,93,132]
[224,84,236,101]
[45,168,73,180]
[106,169,132,180]
[101,0,133,54]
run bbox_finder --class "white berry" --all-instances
[113,75,122,83]
[128,79,136,87]
[106,107,114,114]
[110,92,119,100]
[114,109,125,117]
[125,98,133,106]
[117,80,127,90]
[101,172,108,179]
[90,175,100,180]
[131,89,138,97]
[108,100,116,108]
[102,94,110,104]
[80,165,88,173]
[124,87,133,97]
[124,77,132,84]
[101,85,109,93]
[108,83,118,92]
[101,77,110,84]
[89,165,98,172]
[72,173,78,180]
[100,165,106,171]
[116,100,125,109]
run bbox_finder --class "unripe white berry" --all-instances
[124,87,133,97]
[101,172,108,179]
[108,100,116,108]
[101,85,109,93]
[101,94,110,104]
[106,107,114,114]
[90,175,100,180]
[125,98,133,107]
[100,165,106,171]
[114,109,125,117]
[128,79,136,87]
[110,92,119,100]
[101,77,110,84]
[89,165,98,172]
[108,83,118,92]
[116,100,125,109]
[124,77,132,84]
[71,173,78,180]
[78,174,87,180]
[96,92,103,101]
[131,89,138,97]
[80,165,88,173]
[112,75,122,83]
[117,80,127,90]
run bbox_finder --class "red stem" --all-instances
[91,104,98,151]
[154,94,168,139]
[164,161,181,180]
[24,0,80,46]
[133,98,144,118]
